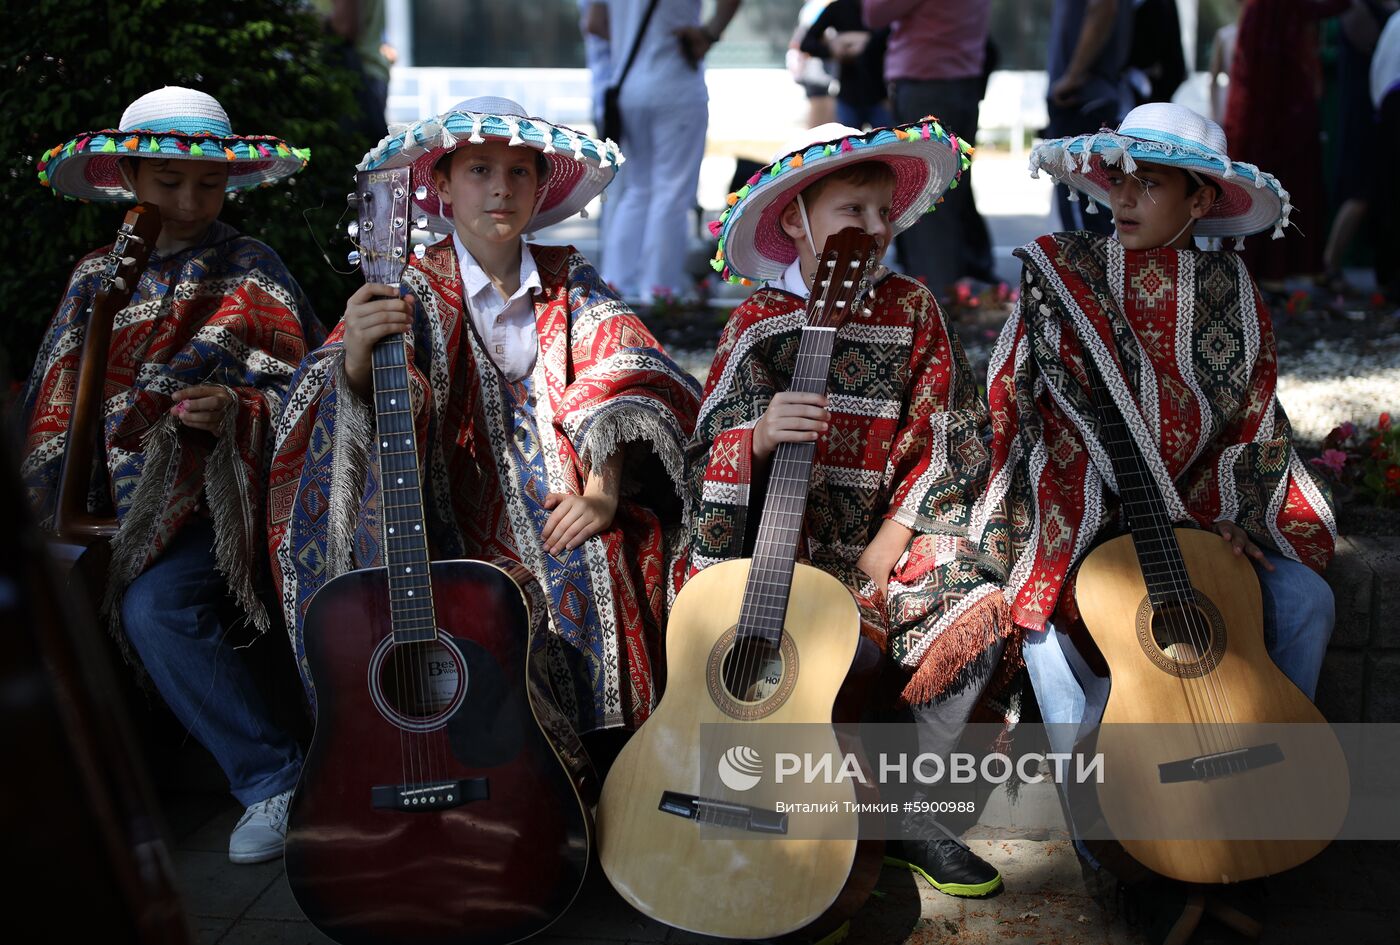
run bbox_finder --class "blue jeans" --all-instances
[836,99,891,131]
[121,520,302,806]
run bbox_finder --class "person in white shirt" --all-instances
[594,0,740,302]
[273,96,703,739]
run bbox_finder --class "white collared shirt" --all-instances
[773,259,812,300]
[453,233,541,381]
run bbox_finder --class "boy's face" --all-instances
[123,159,229,244]
[431,141,542,248]
[1105,161,1215,250]
[779,176,894,280]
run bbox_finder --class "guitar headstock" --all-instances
[346,166,426,286]
[806,227,880,329]
[95,203,161,302]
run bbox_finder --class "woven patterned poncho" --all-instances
[973,232,1336,632]
[685,274,1016,706]
[268,241,701,732]
[20,222,323,642]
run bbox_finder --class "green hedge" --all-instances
[1,0,372,386]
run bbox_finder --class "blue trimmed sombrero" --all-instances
[1029,102,1292,242]
[359,95,623,234]
[38,86,309,201]
[711,119,972,284]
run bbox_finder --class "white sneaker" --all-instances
[228,789,292,864]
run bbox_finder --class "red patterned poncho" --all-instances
[974,233,1336,632]
[19,222,323,639]
[268,241,701,732]
[685,274,1017,707]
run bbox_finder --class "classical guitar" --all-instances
[1071,343,1348,885]
[53,203,162,545]
[597,228,883,941]
[283,168,592,945]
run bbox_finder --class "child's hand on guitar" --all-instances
[1213,520,1275,571]
[170,385,234,432]
[343,283,416,400]
[754,392,830,462]
[541,492,618,556]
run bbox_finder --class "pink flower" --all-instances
[1311,449,1349,476]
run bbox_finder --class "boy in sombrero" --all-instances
[269,97,701,746]
[685,120,1017,898]
[972,102,1335,940]
[21,86,326,864]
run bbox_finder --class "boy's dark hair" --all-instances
[434,147,549,181]
[802,160,896,203]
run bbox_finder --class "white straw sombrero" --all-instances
[711,118,971,284]
[39,86,309,201]
[358,95,622,234]
[1028,102,1291,243]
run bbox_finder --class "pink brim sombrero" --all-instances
[39,86,308,201]
[358,95,622,234]
[713,120,972,284]
[1029,102,1291,241]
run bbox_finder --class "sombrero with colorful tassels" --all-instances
[358,95,623,234]
[710,119,972,284]
[1028,102,1291,244]
[38,86,309,201]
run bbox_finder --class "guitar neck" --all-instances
[1081,352,1192,606]
[739,324,840,642]
[371,331,437,643]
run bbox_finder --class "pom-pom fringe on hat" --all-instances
[710,118,972,284]
[359,95,623,234]
[38,86,310,201]
[1028,102,1292,245]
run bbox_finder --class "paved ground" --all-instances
[167,773,1400,945]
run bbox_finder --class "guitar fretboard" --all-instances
[738,325,840,644]
[372,328,437,643]
[1081,348,1195,606]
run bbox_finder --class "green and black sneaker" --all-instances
[884,832,1003,898]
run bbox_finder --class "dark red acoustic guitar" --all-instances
[283,167,592,945]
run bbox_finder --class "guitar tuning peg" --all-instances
[415,216,429,229]
[346,191,359,208]
[120,256,136,267]
[413,244,427,259]
[393,216,405,229]
[126,234,146,246]
[113,276,127,291]
[346,221,359,239]
[414,185,429,200]
[347,250,362,267]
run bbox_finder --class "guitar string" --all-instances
[1094,370,1238,763]
[373,334,414,792]
[1086,342,1245,764]
[727,248,866,828]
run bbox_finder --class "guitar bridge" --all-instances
[1158,743,1284,783]
[371,778,488,811]
[658,791,788,834]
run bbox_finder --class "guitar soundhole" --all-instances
[1135,592,1227,679]
[707,627,799,720]
[722,637,785,703]
[368,636,468,732]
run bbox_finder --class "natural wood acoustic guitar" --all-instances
[597,228,883,940]
[1070,342,1348,885]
